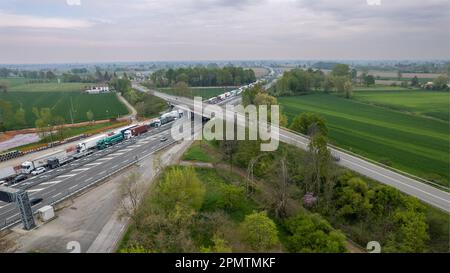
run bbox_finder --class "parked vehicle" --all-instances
[76,134,107,153]
[21,150,64,174]
[13,174,27,184]
[31,167,46,176]
[149,119,161,128]
[29,197,43,206]
[97,133,124,150]
[160,116,175,125]
[124,124,149,139]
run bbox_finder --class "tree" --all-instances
[200,235,232,253]
[86,110,94,123]
[363,75,375,86]
[384,199,429,253]
[343,80,353,98]
[351,69,357,81]
[289,112,328,136]
[173,81,191,97]
[331,64,350,78]
[433,75,449,90]
[241,211,280,252]
[411,76,419,87]
[119,171,145,227]
[336,177,374,221]
[284,213,347,253]
[153,167,205,215]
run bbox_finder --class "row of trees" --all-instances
[272,64,353,98]
[150,66,256,88]
[0,100,27,132]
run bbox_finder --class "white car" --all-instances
[31,167,46,176]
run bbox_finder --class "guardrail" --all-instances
[280,126,449,192]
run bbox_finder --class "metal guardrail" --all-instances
[280,126,449,192]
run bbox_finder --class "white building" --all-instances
[85,86,111,94]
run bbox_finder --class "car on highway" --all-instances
[13,174,27,184]
[160,136,168,142]
[31,167,46,176]
[29,197,43,206]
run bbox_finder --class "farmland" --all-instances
[353,90,449,121]
[158,87,235,99]
[0,92,128,130]
[0,77,87,92]
[279,93,449,185]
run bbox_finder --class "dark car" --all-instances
[160,136,168,142]
[29,197,43,206]
[13,174,27,184]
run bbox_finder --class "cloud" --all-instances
[0,11,93,29]
[66,0,81,6]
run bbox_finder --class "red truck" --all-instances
[124,124,149,139]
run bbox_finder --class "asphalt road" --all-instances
[133,83,450,213]
[0,124,177,229]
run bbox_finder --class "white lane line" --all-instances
[72,168,91,172]
[57,174,77,178]
[40,180,62,186]
[27,188,45,193]
[51,192,62,199]
[69,184,79,190]
[109,152,125,156]
[99,170,106,175]
[120,148,133,152]
[128,145,141,148]
[7,213,19,221]
[97,157,115,161]
[111,165,118,169]
[85,162,102,166]
[86,177,94,182]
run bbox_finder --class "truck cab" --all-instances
[21,161,34,174]
[124,130,133,140]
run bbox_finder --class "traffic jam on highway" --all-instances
[205,80,265,105]
[0,109,184,190]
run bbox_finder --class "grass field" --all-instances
[158,87,235,99]
[353,90,449,121]
[1,77,88,92]
[0,92,128,130]
[279,94,449,185]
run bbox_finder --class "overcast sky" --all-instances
[0,0,448,64]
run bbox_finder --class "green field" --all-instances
[158,87,235,99]
[353,90,449,121]
[1,77,88,92]
[0,92,128,130]
[279,94,449,185]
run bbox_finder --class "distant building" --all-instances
[85,86,111,94]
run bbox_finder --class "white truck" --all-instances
[76,134,107,153]
[161,110,181,120]
[0,167,17,181]
[21,150,64,174]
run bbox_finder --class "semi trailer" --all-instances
[124,124,149,139]
[76,134,107,153]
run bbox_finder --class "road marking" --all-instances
[69,184,79,190]
[51,192,62,199]
[111,164,118,169]
[99,170,106,175]
[97,157,115,161]
[86,177,94,182]
[72,168,91,172]
[120,148,133,152]
[58,174,77,178]
[7,213,19,221]
[85,162,102,166]
[40,180,62,185]
[128,144,141,148]
[109,152,125,156]
[27,188,45,193]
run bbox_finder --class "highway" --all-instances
[133,83,450,213]
[0,124,177,230]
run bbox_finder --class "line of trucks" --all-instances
[206,80,265,104]
[0,109,184,186]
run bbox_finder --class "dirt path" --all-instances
[116,93,137,121]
